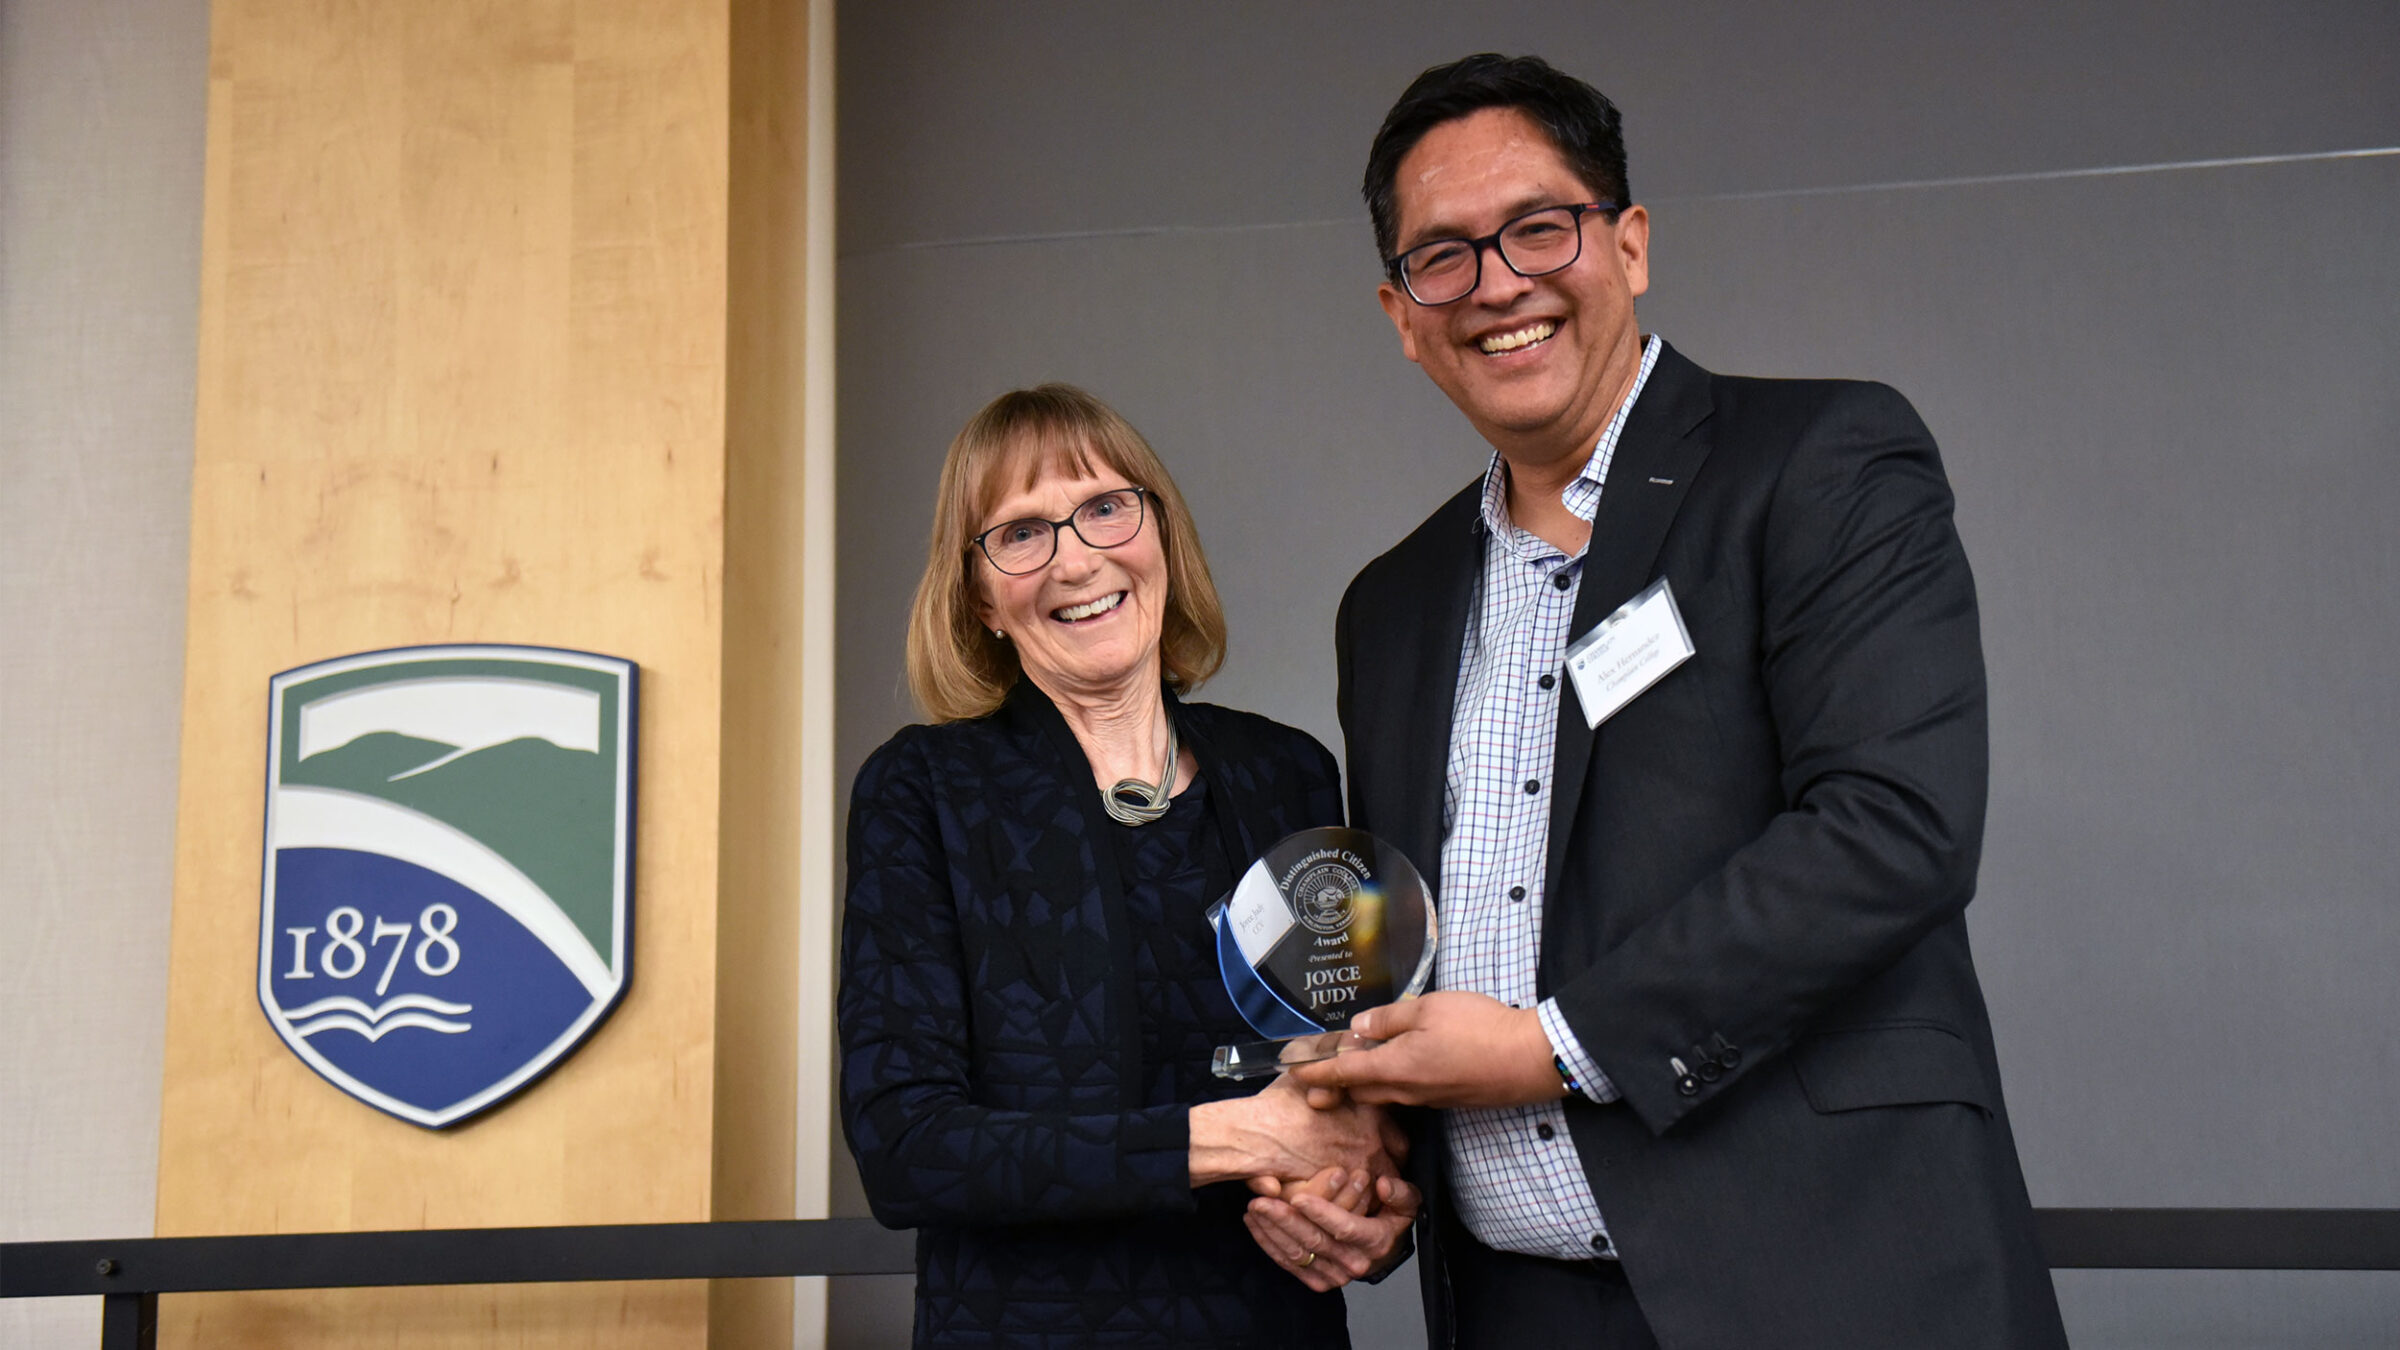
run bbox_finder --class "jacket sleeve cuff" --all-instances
[1127,1105,1197,1202]
[1538,998,1621,1104]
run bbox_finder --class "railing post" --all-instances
[100,1291,156,1350]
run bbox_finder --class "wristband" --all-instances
[1553,1053,1582,1099]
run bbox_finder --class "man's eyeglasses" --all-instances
[1384,202,1619,307]
[971,487,1151,575]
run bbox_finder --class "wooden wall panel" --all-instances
[710,0,826,1342]
[154,0,818,1344]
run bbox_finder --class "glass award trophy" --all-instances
[1208,827,1437,1080]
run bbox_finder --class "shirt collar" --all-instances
[1475,333,1664,545]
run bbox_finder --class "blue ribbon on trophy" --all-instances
[1208,827,1438,1079]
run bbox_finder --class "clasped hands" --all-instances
[1200,992,1567,1290]
[1190,1070,1416,1291]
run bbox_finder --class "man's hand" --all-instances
[1288,992,1566,1109]
[1249,1162,1372,1211]
[1246,1171,1421,1292]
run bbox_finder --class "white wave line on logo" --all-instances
[291,1011,474,1041]
[281,993,473,1021]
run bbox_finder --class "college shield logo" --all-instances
[259,645,637,1128]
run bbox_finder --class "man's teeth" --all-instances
[1479,321,1556,354]
[1055,592,1125,622]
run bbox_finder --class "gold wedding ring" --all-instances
[1298,1251,1317,1268]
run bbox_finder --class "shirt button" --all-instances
[1509,885,1527,902]
[1591,1233,1613,1255]
[1551,573,1571,591]
[1536,1123,1555,1140]
[1538,673,1556,690]
[1523,779,1540,795]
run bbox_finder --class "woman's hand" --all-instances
[1245,1104,1409,1204]
[1188,1074,1398,1187]
[1246,1171,1421,1292]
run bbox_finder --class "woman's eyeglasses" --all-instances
[972,487,1151,575]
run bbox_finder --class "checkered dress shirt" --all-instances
[1439,334,1661,1262]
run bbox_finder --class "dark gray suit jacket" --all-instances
[1336,343,2067,1349]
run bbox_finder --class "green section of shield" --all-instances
[276,658,627,965]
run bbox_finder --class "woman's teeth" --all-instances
[1479,320,1556,354]
[1054,591,1126,622]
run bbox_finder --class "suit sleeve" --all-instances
[1551,383,1991,1134]
[837,732,1195,1228]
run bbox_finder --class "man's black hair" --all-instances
[1362,53,1629,264]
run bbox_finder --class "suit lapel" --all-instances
[1391,486,1481,905]
[1539,345,1715,971]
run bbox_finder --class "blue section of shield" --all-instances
[268,847,591,1120]
[1213,909,1320,1040]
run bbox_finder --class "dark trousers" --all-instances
[1445,1226,1661,1350]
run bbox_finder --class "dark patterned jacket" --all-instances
[839,680,1350,1347]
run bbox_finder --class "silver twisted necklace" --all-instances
[1101,713,1179,826]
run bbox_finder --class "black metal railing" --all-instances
[3,1218,913,1350]
[8,1210,2397,1349]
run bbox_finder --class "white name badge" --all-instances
[1563,576,1697,729]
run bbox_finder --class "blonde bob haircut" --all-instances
[905,383,1228,723]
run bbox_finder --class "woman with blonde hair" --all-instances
[839,384,1415,1347]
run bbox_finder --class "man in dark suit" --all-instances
[1246,55,2068,1348]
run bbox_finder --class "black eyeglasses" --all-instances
[1384,201,1619,306]
[971,487,1151,575]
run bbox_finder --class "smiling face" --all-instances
[1377,106,1651,475]
[972,464,1170,707]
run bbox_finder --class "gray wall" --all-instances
[834,3,2400,1345]
[0,0,208,1345]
